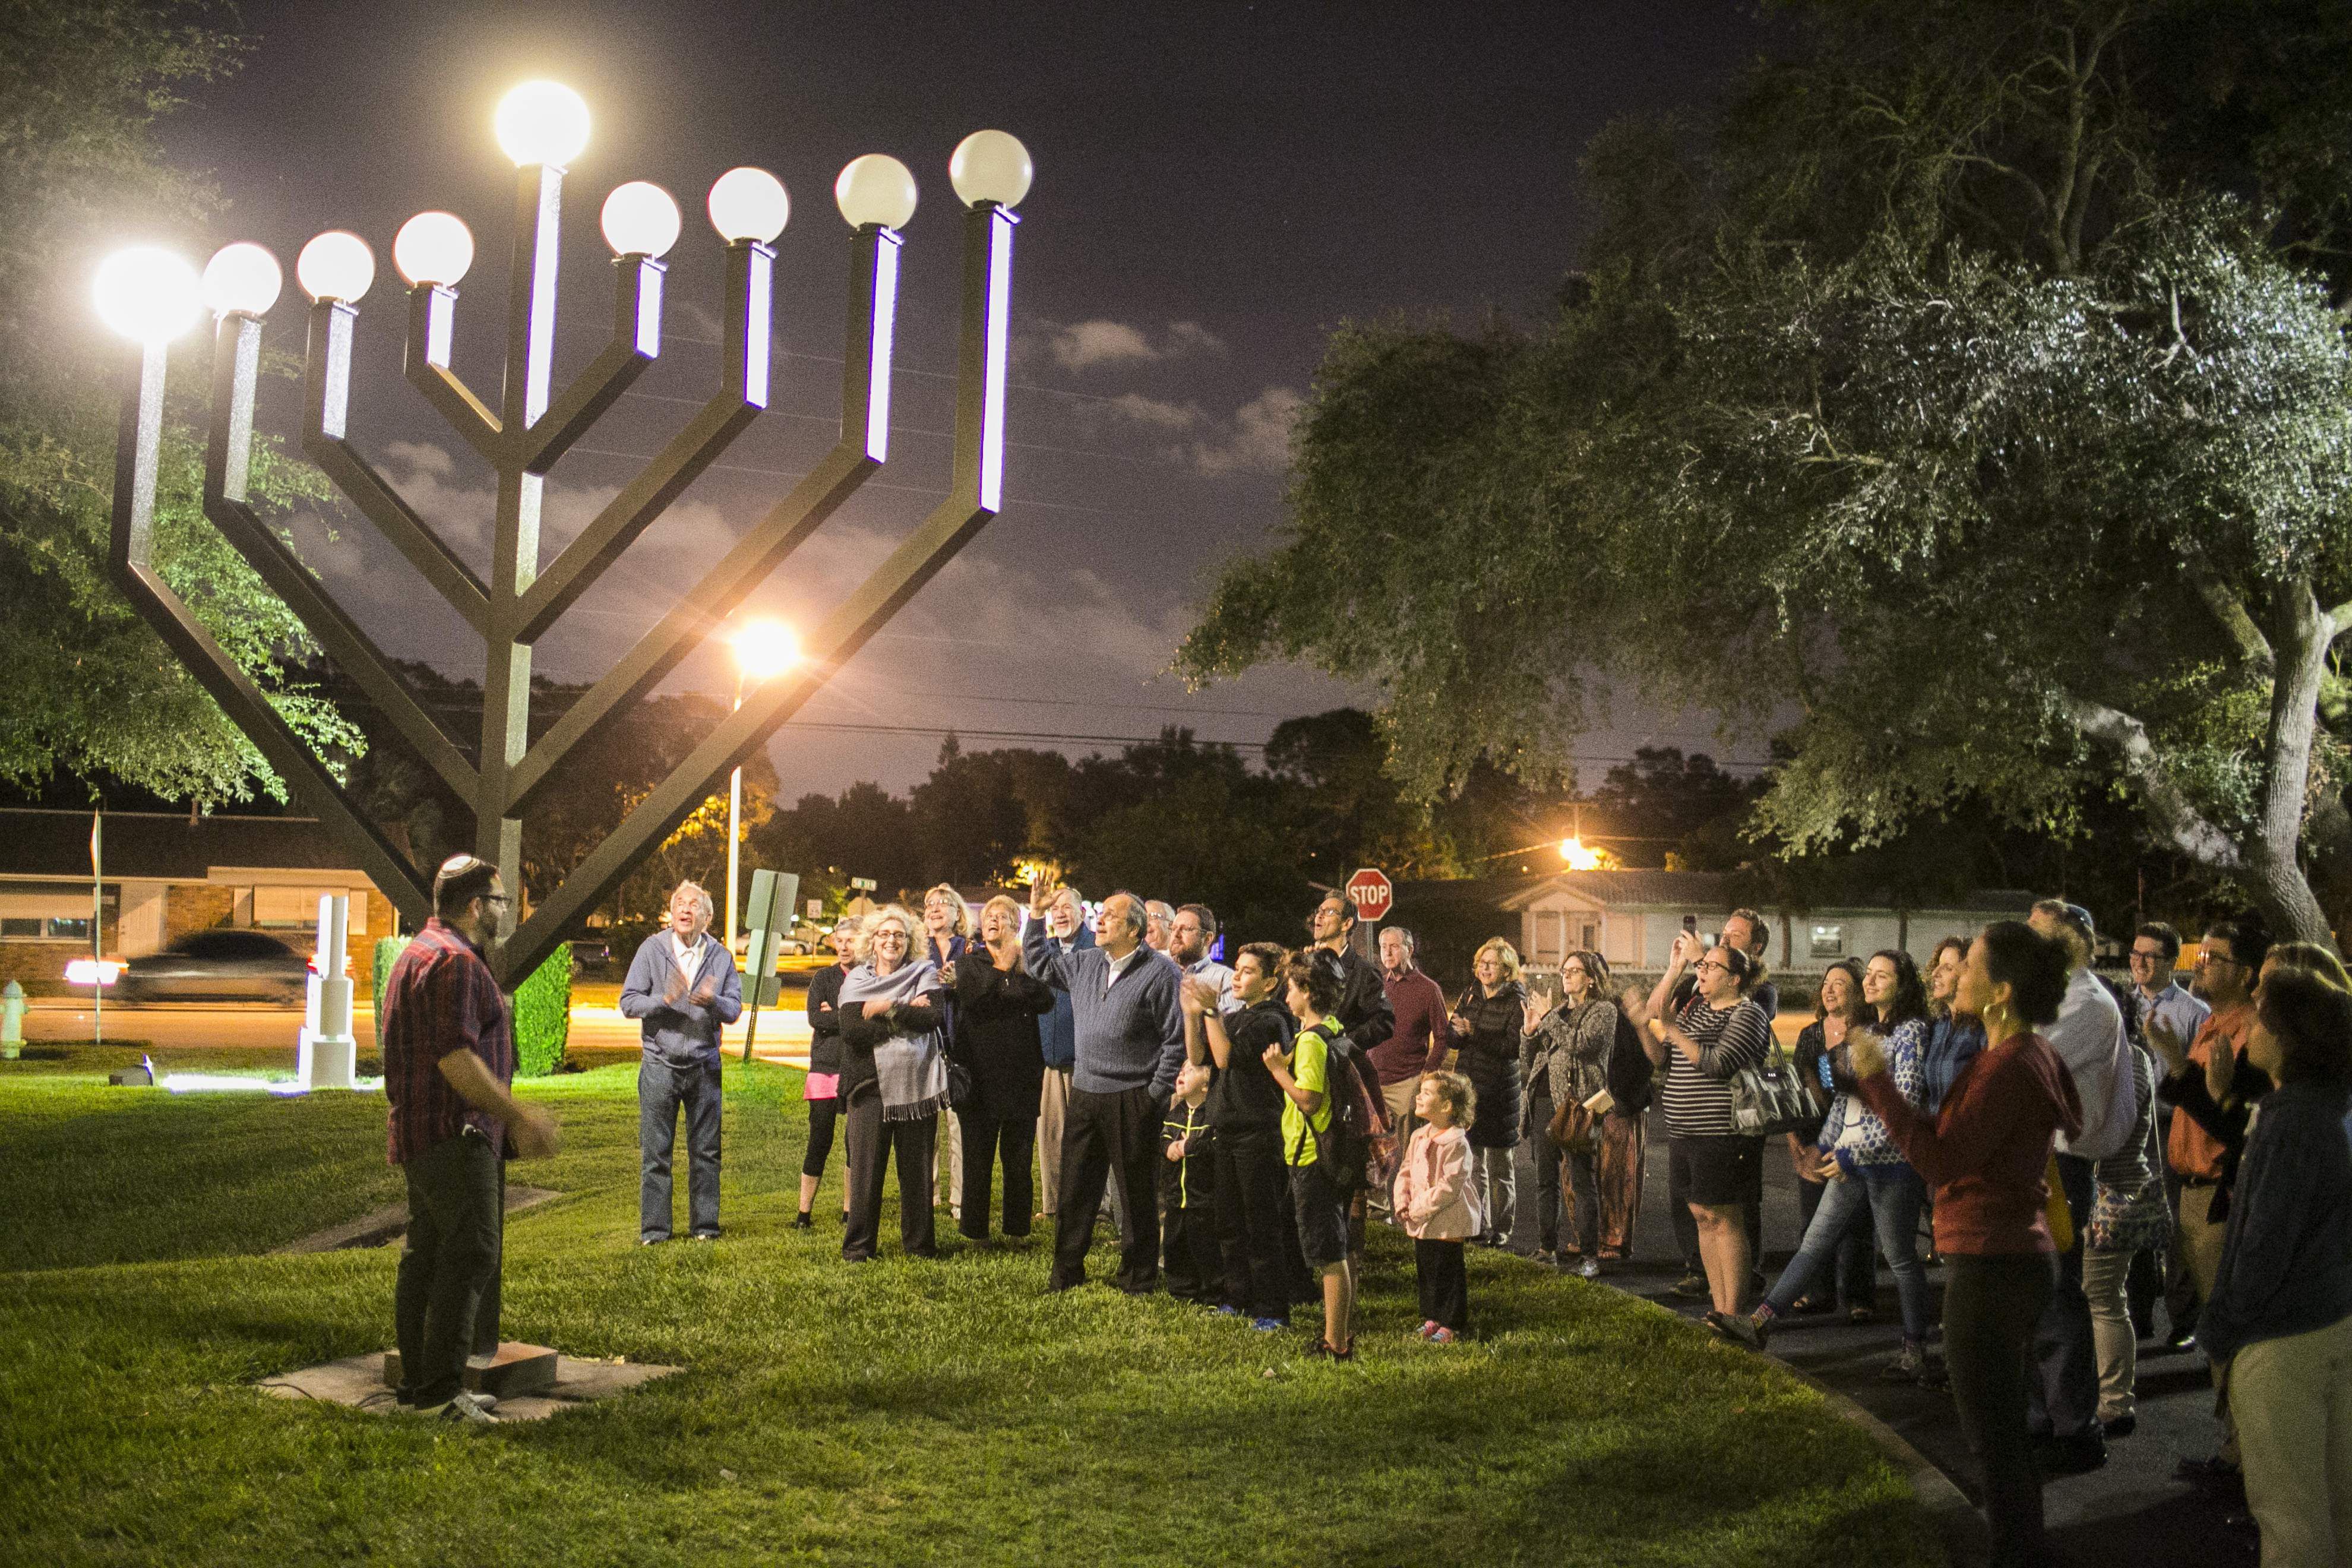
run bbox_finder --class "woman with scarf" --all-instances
[1521,950,1630,1275]
[838,903,951,1262]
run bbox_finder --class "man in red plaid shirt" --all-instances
[382,855,561,1425]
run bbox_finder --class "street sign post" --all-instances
[739,868,799,1061]
[1345,867,1394,924]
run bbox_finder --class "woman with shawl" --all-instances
[837,903,951,1262]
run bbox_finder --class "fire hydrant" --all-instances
[1,979,24,1060]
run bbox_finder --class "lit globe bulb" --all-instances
[833,154,918,230]
[732,618,799,680]
[200,242,283,318]
[93,246,203,344]
[949,130,1032,209]
[600,181,682,257]
[706,166,789,243]
[494,80,590,168]
[392,211,475,287]
[296,230,377,303]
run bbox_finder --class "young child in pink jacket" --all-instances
[1395,1071,1484,1342]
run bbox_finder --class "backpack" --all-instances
[1291,1023,1396,1194]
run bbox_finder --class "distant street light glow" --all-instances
[1558,837,1605,870]
[732,618,799,682]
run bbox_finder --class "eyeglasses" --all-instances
[2128,949,2167,963]
[1697,959,1734,976]
[2195,952,2243,969]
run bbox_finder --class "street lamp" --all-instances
[94,78,1029,988]
[726,618,799,951]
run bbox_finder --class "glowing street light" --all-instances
[1558,837,1605,871]
[726,619,799,950]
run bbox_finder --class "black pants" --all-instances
[957,1103,1037,1240]
[2027,1153,2099,1441]
[1416,1238,1469,1332]
[1214,1126,1295,1321]
[393,1130,504,1406]
[1529,1093,1567,1250]
[1670,1121,1764,1275]
[802,1094,842,1181]
[1945,1251,2060,1568]
[1051,1085,1161,1292]
[1794,1172,1877,1308]
[842,1086,937,1261]
[639,1057,722,1241]
[1162,1205,1221,1301]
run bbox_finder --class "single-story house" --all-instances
[0,808,396,988]
[1389,870,2038,996]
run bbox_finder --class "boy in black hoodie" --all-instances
[1161,1061,1219,1302]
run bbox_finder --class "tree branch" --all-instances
[2182,552,2274,675]
[2060,691,2243,872]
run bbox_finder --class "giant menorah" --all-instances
[99,82,1026,987]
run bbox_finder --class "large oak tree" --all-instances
[1180,0,2352,944]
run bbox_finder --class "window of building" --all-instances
[45,917,91,941]
[1579,921,1599,954]
[1532,910,1565,965]
[1,918,41,938]
[1810,923,1844,959]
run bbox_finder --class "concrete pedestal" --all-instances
[381,1341,560,1399]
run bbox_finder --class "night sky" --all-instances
[159,0,1778,799]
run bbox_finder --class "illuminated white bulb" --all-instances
[93,246,203,343]
[392,211,475,287]
[494,80,590,168]
[949,130,1032,208]
[200,242,282,318]
[833,154,918,230]
[600,181,682,257]
[296,230,377,302]
[706,166,789,243]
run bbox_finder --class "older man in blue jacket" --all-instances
[619,881,742,1244]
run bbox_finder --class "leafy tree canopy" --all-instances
[0,0,354,807]
[1178,0,2352,942]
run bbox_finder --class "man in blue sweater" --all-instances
[618,881,742,1244]
[1026,877,1186,1294]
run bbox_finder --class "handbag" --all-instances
[1545,1095,1597,1153]
[1728,1052,1817,1138]
[944,1049,976,1111]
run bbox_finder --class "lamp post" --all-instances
[97,83,1029,990]
[725,619,798,952]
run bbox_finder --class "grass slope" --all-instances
[0,1047,1938,1567]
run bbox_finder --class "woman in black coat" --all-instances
[1449,937,1529,1248]
[954,894,1054,1241]
[796,917,861,1227]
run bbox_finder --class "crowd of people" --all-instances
[376,854,2352,1568]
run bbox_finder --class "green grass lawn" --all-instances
[0,1045,1939,1567]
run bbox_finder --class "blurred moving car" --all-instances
[115,930,310,1006]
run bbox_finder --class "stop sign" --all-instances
[1345,867,1394,922]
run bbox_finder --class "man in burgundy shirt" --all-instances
[382,855,560,1424]
[1371,926,1453,1142]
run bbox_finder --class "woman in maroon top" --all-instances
[1851,921,2082,1568]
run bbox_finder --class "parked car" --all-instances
[115,930,309,1006]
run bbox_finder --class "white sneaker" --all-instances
[419,1389,500,1426]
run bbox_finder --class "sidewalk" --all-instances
[1507,1126,2257,1568]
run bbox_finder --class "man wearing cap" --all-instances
[2025,898,2137,1475]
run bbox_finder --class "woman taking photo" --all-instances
[1521,950,1635,1275]
[1731,950,1935,1382]
[1782,959,1873,1316]
[1449,938,1529,1249]
[1637,935,1773,1321]
[837,904,951,1262]
[1850,922,2081,1568]
[796,916,862,1228]
[2198,965,2352,1567]
[954,894,1054,1243]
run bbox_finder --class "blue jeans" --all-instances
[640,1057,723,1241]
[1766,1162,1931,1342]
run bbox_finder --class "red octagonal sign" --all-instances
[1345,867,1394,923]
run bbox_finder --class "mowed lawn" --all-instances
[0,1046,1939,1567]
